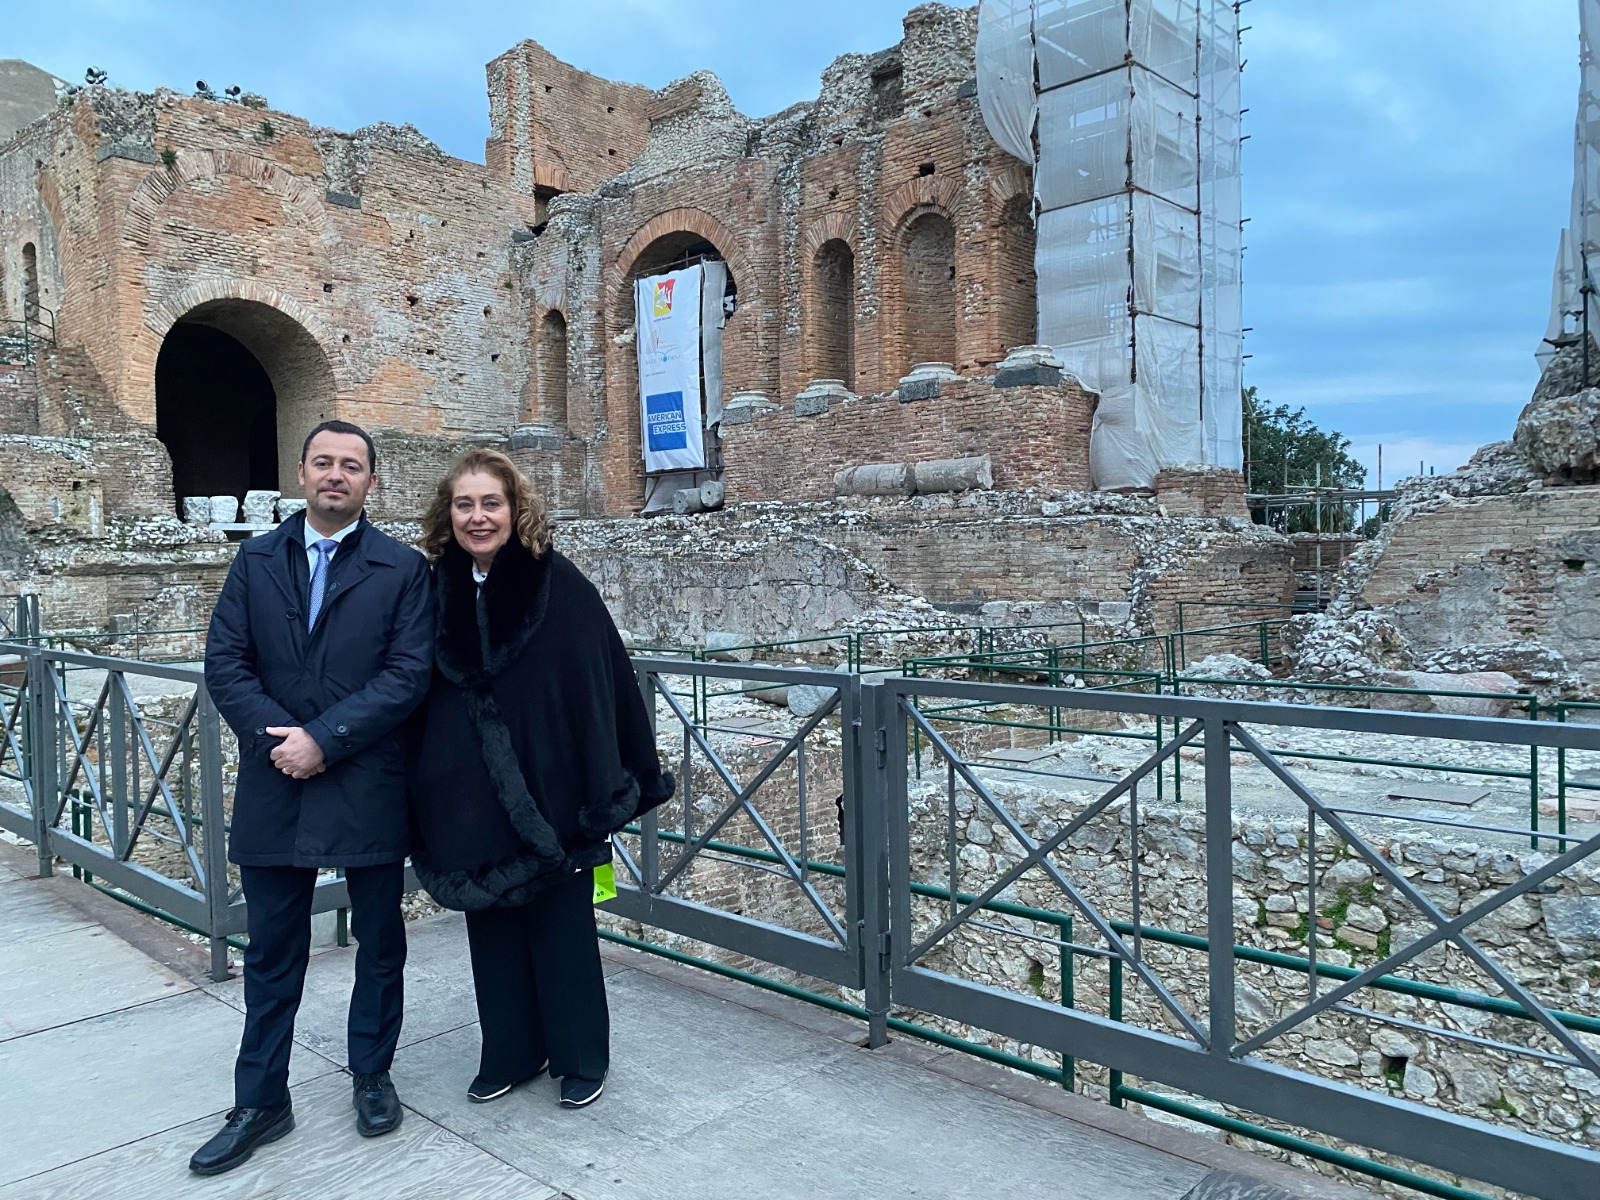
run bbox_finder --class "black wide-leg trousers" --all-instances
[234,861,407,1108]
[464,869,610,1085]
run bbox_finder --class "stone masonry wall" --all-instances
[1356,486,1600,686]
[719,377,1095,504]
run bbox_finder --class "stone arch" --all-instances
[808,238,856,387]
[607,207,754,320]
[132,280,340,498]
[607,213,748,508]
[886,175,961,227]
[121,149,332,249]
[801,211,854,261]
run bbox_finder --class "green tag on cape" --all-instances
[592,862,617,905]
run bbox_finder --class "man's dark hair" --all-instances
[300,420,377,472]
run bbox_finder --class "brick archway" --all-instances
[131,280,342,494]
[606,207,754,324]
[121,150,332,250]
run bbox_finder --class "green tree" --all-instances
[1242,386,1367,533]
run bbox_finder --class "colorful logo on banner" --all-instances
[645,390,688,451]
[652,279,675,317]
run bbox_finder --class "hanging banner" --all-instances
[636,265,705,472]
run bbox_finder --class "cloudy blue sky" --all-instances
[8,1,1581,485]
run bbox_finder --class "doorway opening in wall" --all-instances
[154,298,336,516]
[625,232,738,514]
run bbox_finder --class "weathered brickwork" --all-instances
[1357,486,1600,684]
[721,377,1095,503]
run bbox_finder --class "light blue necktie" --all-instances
[307,539,338,631]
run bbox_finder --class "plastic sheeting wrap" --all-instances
[1538,0,1600,371]
[978,0,1243,489]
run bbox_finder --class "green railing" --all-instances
[607,825,1574,1200]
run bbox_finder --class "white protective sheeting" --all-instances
[976,0,1037,163]
[1538,0,1600,372]
[636,265,706,473]
[978,0,1243,487]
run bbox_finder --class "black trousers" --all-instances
[464,869,609,1084]
[234,861,407,1108]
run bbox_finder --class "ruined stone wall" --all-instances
[0,84,544,512]
[1355,486,1600,687]
[720,377,1095,503]
[485,41,655,197]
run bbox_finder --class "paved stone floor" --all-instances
[0,843,1367,1200]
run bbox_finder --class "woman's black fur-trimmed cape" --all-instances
[407,538,673,910]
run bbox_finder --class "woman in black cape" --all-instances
[408,447,672,1107]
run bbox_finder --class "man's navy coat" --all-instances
[204,512,433,868]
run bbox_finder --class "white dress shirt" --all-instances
[303,517,361,577]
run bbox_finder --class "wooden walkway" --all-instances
[0,842,1368,1200]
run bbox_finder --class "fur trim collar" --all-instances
[434,537,552,685]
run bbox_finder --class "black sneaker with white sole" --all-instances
[467,1061,548,1103]
[559,1074,605,1108]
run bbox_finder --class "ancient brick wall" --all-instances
[1357,486,1600,683]
[1154,466,1249,519]
[485,40,654,197]
[720,377,1095,503]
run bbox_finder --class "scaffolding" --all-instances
[1538,0,1600,382]
[977,0,1245,489]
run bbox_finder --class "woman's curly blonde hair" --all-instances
[420,447,552,562]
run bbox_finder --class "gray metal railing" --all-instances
[3,643,1599,1198]
[0,644,363,979]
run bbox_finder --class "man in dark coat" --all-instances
[190,421,433,1176]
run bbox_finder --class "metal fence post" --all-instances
[28,649,55,878]
[1204,716,1235,1057]
[858,680,893,1049]
[198,683,232,982]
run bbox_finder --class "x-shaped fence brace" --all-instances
[0,675,31,801]
[898,694,1600,1083]
[616,671,850,947]
[45,667,207,890]
[1228,721,1600,1078]
[901,696,1211,1047]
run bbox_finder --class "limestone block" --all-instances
[787,683,837,718]
[1541,895,1600,959]
[703,631,753,663]
[795,380,853,417]
[1343,902,1387,933]
[897,362,960,403]
[745,682,790,707]
[1514,383,1600,483]
[209,495,239,523]
[721,391,777,426]
[835,463,914,497]
[1372,670,1519,717]
[1304,1039,1359,1067]
[182,497,211,524]
[994,345,1065,389]
[1402,1063,1438,1099]
[910,455,992,494]
[242,490,279,524]
[1371,1028,1419,1060]
[277,498,307,520]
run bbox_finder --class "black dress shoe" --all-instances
[188,1101,295,1175]
[468,1060,548,1103]
[352,1070,403,1137]
[559,1073,605,1109]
